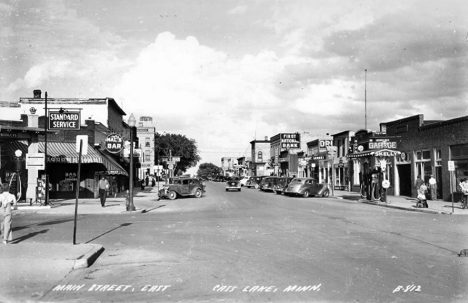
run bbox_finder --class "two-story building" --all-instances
[250,138,271,176]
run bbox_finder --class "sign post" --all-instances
[448,161,455,213]
[73,138,83,245]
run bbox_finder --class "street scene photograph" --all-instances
[0,0,467,302]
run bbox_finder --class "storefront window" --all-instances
[435,148,441,166]
[415,149,432,182]
[59,172,78,191]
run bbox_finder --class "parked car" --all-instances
[226,179,242,191]
[245,176,266,189]
[273,177,293,195]
[259,177,278,192]
[159,178,206,200]
[283,178,330,198]
[239,176,250,187]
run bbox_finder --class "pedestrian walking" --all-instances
[98,176,109,207]
[0,184,17,244]
[151,176,156,187]
[145,175,149,187]
[428,175,437,200]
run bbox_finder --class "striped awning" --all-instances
[38,142,103,163]
[96,150,128,176]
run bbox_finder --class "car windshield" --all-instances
[290,178,305,184]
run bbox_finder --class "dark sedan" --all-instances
[273,177,293,195]
[283,178,330,198]
[259,177,278,192]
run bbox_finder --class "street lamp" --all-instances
[14,149,23,201]
[127,113,136,211]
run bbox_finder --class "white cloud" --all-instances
[228,5,248,15]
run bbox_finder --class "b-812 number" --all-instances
[393,285,421,293]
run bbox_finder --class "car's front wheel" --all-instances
[167,191,177,200]
[254,184,259,189]
[194,189,202,198]
[321,190,329,198]
[303,190,310,198]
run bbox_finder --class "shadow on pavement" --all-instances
[85,223,132,244]
[13,217,86,232]
[142,205,166,213]
[11,229,49,244]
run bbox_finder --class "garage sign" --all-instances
[105,134,124,154]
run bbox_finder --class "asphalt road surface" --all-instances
[10,182,468,302]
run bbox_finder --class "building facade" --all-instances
[381,114,468,201]
[270,133,301,177]
[0,90,133,201]
[250,139,271,176]
[136,116,156,180]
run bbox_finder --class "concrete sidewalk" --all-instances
[332,189,468,215]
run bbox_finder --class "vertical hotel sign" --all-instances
[48,111,81,130]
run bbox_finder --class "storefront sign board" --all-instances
[48,111,81,130]
[105,134,124,154]
[26,153,45,170]
[448,161,455,171]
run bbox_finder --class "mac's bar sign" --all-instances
[48,111,81,130]
[105,134,124,154]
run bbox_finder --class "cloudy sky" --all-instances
[2,0,467,172]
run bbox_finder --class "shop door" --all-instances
[436,166,443,199]
[398,164,412,196]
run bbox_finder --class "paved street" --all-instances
[3,182,468,303]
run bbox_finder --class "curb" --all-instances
[73,245,105,269]
[359,199,443,214]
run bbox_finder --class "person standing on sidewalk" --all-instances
[0,184,17,244]
[460,178,468,209]
[414,175,424,197]
[98,176,109,207]
[429,175,437,200]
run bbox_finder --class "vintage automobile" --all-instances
[225,179,242,191]
[245,176,266,189]
[283,177,330,198]
[239,176,250,187]
[259,177,278,192]
[158,177,206,200]
[273,177,294,195]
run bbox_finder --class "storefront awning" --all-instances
[38,142,103,163]
[348,149,401,158]
[97,150,129,176]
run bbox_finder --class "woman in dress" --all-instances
[0,184,17,244]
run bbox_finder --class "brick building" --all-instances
[0,90,133,200]
[381,114,468,201]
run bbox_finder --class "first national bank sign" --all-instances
[48,111,81,130]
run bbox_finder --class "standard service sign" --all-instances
[48,111,81,130]
[105,134,124,153]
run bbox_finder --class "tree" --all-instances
[154,133,201,174]
[197,163,221,179]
